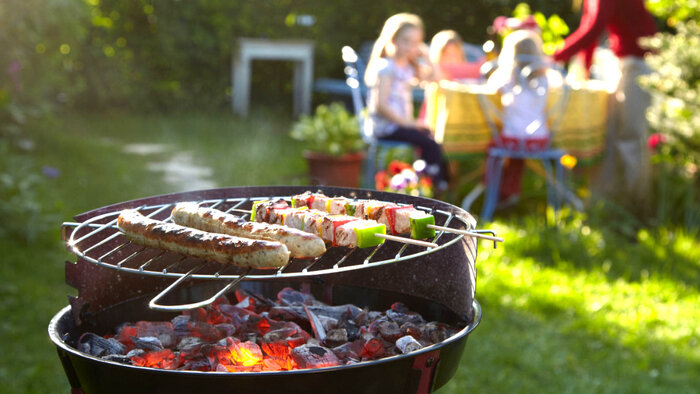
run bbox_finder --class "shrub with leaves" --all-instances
[639,21,700,228]
[646,0,700,27]
[0,141,57,244]
[290,103,365,156]
[493,2,570,55]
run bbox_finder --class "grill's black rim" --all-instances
[49,299,481,376]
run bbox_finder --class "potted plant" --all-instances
[290,103,366,187]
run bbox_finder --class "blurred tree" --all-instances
[3,0,582,112]
[75,0,580,111]
[0,0,88,132]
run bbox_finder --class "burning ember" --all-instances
[78,287,460,372]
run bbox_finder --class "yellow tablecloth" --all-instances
[424,80,609,165]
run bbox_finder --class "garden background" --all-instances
[1,0,699,392]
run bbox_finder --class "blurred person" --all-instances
[486,30,552,205]
[553,0,657,214]
[365,13,449,190]
[429,30,483,81]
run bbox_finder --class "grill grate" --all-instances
[64,196,473,280]
[63,194,482,311]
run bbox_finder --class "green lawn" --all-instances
[1,110,698,393]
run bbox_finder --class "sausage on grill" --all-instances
[116,210,289,268]
[171,202,326,258]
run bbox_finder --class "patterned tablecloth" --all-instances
[424,80,609,165]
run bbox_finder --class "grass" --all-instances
[439,214,700,393]
[1,110,698,393]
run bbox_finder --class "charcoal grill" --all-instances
[50,186,490,394]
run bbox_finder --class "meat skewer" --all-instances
[117,210,290,269]
[291,192,436,239]
[252,200,438,249]
[171,202,326,258]
[292,191,504,244]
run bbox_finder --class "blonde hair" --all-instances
[493,29,545,86]
[429,30,465,64]
[364,13,424,86]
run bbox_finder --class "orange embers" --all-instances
[98,288,459,373]
[215,338,264,370]
[214,337,299,372]
[131,349,179,370]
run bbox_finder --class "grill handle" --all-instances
[148,267,251,311]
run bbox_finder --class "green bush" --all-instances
[290,103,364,156]
[646,0,700,26]
[0,141,57,244]
[640,20,700,228]
[508,3,570,55]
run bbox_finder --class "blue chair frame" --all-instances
[341,46,414,189]
[475,58,572,221]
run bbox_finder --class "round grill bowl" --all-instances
[50,281,481,394]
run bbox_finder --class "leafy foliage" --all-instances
[0,141,57,244]
[511,2,570,55]
[639,21,700,228]
[3,0,583,111]
[290,103,364,156]
[646,0,700,26]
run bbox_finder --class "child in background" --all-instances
[486,29,551,205]
[365,13,449,191]
[429,30,483,81]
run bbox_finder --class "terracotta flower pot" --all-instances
[303,151,365,187]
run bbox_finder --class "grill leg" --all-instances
[411,350,441,394]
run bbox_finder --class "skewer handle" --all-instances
[427,225,504,243]
[375,233,438,249]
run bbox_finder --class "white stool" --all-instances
[232,38,314,117]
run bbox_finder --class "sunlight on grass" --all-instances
[479,216,700,354]
[438,213,700,393]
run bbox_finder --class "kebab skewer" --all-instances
[252,199,438,249]
[291,192,504,244]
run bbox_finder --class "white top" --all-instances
[497,74,550,140]
[366,58,415,138]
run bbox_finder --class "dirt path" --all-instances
[123,143,217,191]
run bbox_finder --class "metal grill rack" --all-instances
[63,195,491,310]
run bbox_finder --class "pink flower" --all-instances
[647,133,667,151]
[7,60,21,74]
[492,16,508,33]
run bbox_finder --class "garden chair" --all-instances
[341,46,414,189]
[473,57,574,221]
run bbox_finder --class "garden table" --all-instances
[424,79,609,165]
[232,38,314,117]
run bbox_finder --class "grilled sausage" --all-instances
[116,210,289,268]
[171,202,326,258]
